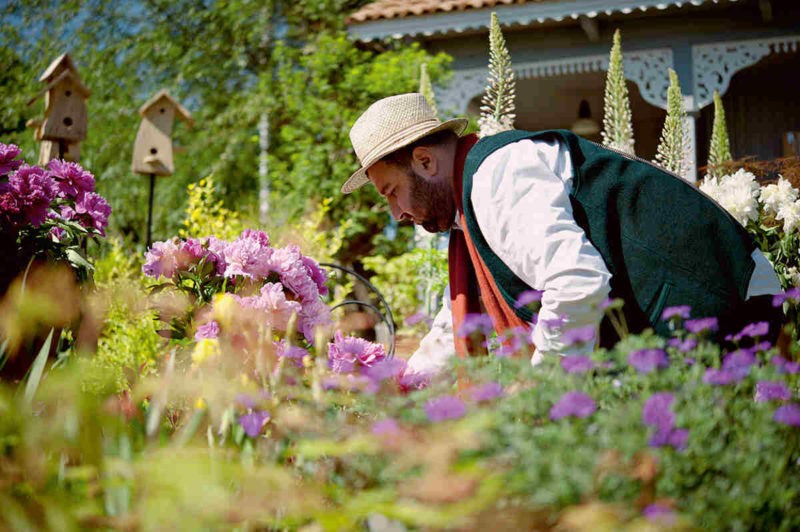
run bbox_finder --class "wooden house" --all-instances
[131,90,194,176]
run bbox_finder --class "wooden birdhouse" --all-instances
[28,54,90,143]
[132,90,194,176]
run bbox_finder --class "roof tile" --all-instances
[347,0,539,23]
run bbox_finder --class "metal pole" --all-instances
[58,140,66,160]
[146,174,156,248]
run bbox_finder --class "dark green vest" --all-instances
[461,129,756,339]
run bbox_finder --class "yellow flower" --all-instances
[212,293,238,329]
[194,397,207,410]
[192,338,220,365]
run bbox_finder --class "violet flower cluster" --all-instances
[0,144,111,236]
[642,392,688,450]
[143,229,331,341]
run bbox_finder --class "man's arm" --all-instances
[471,138,611,358]
[405,285,457,374]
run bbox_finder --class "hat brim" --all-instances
[341,117,469,194]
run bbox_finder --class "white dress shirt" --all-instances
[406,138,782,374]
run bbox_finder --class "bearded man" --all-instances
[342,93,783,375]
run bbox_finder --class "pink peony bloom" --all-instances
[142,239,183,279]
[47,159,95,198]
[301,255,329,296]
[327,331,386,373]
[236,282,302,331]
[5,165,57,227]
[223,230,273,279]
[194,320,220,340]
[0,143,22,176]
[74,191,111,235]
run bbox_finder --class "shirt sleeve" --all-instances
[405,285,457,374]
[470,138,612,358]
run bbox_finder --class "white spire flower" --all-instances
[478,12,516,138]
[759,176,799,216]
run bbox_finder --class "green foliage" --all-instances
[478,12,516,138]
[707,91,733,178]
[601,29,635,155]
[179,177,245,241]
[363,246,448,326]
[654,69,689,177]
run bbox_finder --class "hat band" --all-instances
[358,118,442,168]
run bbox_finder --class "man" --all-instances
[342,93,783,374]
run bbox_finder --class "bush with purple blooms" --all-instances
[0,143,111,293]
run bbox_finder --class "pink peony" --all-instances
[142,239,183,279]
[5,165,57,227]
[327,331,386,373]
[0,143,22,176]
[236,282,302,331]
[223,230,273,279]
[47,159,95,198]
[74,191,111,235]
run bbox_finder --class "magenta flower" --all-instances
[47,159,95,198]
[194,320,220,340]
[642,392,676,432]
[721,349,757,379]
[371,417,400,436]
[562,325,596,346]
[301,255,328,296]
[668,337,697,352]
[274,341,309,361]
[181,237,225,275]
[0,189,21,227]
[363,358,406,383]
[238,410,270,438]
[471,381,504,402]
[236,283,303,331]
[661,305,691,320]
[514,289,543,309]
[755,381,792,402]
[628,348,669,373]
[5,165,57,227]
[773,288,800,307]
[74,191,112,235]
[685,317,718,334]
[549,391,596,420]
[561,355,594,374]
[703,368,745,386]
[327,331,386,373]
[774,403,800,427]
[457,313,494,337]
[398,370,430,392]
[0,143,22,176]
[771,356,800,374]
[297,298,333,343]
[424,395,467,422]
[643,503,677,524]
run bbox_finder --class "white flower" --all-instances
[777,199,800,234]
[477,115,514,137]
[759,176,799,216]
[786,266,800,288]
[701,169,760,227]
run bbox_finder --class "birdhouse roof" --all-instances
[39,53,81,83]
[27,69,91,106]
[138,90,195,126]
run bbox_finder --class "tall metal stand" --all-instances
[146,173,155,249]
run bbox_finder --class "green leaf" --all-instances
[23,328,54,404]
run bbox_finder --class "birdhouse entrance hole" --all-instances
[65,90,72,97]
[63,117,73,127]
[150,147,157,154]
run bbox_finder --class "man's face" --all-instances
[367,155,455,233]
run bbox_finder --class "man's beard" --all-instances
[408,169,454,233]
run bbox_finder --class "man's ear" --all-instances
[411,146,437,175]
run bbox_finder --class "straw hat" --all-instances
[342,93,468,194]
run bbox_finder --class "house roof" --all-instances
[39,53,80,82]
[138,89,194,126]
[27,69,91,106]
[347,0,741,41]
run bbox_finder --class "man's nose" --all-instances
[389,202,410,222]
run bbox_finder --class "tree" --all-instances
[601,29,635,155]
[707,90,732,178]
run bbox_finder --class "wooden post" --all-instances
[146,174,156,249]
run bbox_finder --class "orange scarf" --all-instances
[449,134,529,358]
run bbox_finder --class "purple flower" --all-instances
[661,305,691,320]
[404,311,430,327]
[142,238,182,278]
[47,159,95,198]
[238,410,270,438]
[668,337,697,352]
[721,349,757,379]
[642,392,676,432]
[424,395,466,422]
[685,317,718,334]
[327,331,386,373]
[628,348,669,373]
[235,393,257,409]
[274,341,309,361]
[194,320,220,340]
[398,370,430,392]
[236,283,303,331]
[561,355,594,374]
[301,255,328,296]
[223,230,273,278]
[74,191,111,235]
[371,417,400,436]
[362,358,406,383]
[733,321,770,341]
[643,503,677,524]
[514,289,543,309]
[5,165,57,227]
[755,381,792,402]
[773,288,800,307]
[457,313,494,338]
[703,368,745,386]
[0,143,23,176]
[562,325,596,346]
[471,381,504,402]
[774,403,800,427]
[549,391,596,420]
[771,356,800,374]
